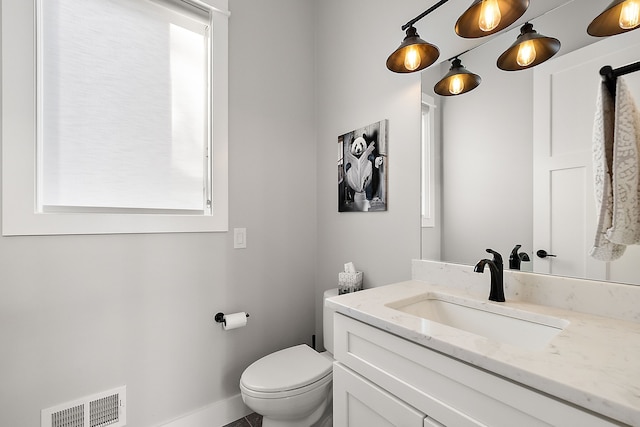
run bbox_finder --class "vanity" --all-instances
[326,260,640,426]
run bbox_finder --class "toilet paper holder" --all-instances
[214,312,250,324]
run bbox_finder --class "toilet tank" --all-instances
[322,288,339,354]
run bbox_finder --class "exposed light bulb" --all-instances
[403,46,422,71]
[619,0,640,30]
[448,75,465,95]
[478,0,502,32]
[516,40,536,67]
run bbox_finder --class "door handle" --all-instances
[536,249,557,258]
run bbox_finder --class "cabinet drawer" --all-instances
[334,313,621,427]
[334,363,426,427]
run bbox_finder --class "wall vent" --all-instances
[42,386,126,427]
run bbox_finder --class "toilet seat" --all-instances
[240,344,333,399]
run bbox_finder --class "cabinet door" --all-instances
[333,362,426,427]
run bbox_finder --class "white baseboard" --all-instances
[160,394,252,427]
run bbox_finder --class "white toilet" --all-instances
[240,289,338,427]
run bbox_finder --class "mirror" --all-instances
[420,0,640,286]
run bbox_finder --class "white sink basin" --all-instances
[386,292,569,351]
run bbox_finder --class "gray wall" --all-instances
[313,0,423,349]
[0,0,317,426]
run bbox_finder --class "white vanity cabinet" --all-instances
[333,313,623,427]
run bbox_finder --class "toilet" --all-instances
[239,289,338,427]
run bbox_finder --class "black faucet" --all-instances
[509,244,531,270]
[474,249,505,302]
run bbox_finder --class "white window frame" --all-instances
[421,93,436,228]
[1,0,229,235]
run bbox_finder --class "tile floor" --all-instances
[222,412,262,427]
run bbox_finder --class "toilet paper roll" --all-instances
[223,312,248,330]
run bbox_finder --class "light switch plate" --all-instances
[234,228,247,249]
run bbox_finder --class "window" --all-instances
[1,0,229,235]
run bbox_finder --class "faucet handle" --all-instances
[485,248,503,266]
[510,244,522,259]
[508,245,530,270]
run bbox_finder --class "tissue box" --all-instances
[338,271,363,295]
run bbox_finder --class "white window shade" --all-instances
[39,0,210,212]
[1,0,229,235]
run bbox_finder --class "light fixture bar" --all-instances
[388,0,574,75]
[401,0,450,31]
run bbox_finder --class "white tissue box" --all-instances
[338,271,363,295]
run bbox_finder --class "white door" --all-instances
[533,29,640,282]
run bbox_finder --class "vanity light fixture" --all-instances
[588,0,640,37]
[386,26,440,73]
[455,0,530,38]
[386,0,449,73]
[497,22,560,71]
[434,57,482,96]
[387,0,561,77]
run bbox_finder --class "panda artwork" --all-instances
[338,120,388,212]
[345,135,375,193]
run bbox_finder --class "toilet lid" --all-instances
[240,344,332,393]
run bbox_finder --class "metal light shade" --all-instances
[497,23,560,71]
[434,58,482,96]
[386,27,440,73]
[456,0,530,38]
[588,0,640,37]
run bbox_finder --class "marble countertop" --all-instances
[327,280,640,426]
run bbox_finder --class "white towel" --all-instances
[590,81,626,261]
[606,77,640,245]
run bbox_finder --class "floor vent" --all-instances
[42,386,126,427]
